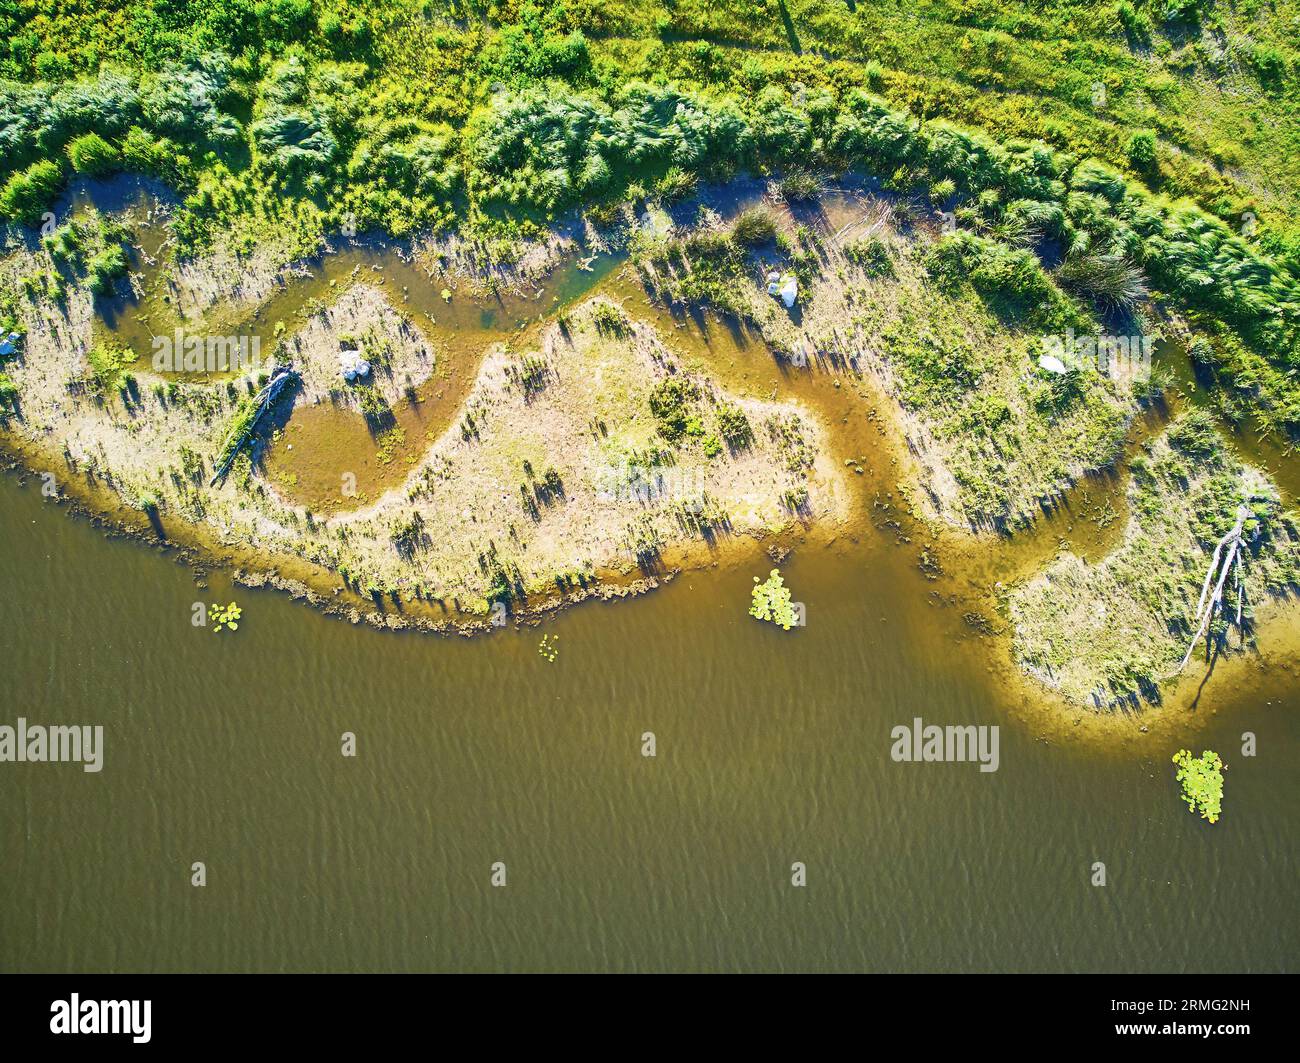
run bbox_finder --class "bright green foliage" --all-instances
[648,377,699,443]
[750,568,798,630]
[208,601,242,633]
[0,0,1297,430]
[86,242,129,295]
[717,404,753,449]
[1172,749,1225,824]
[85,343,136,392]
[66,132,120,176]
[1126,129,1157,173]
[731,207,777,247]
[216,396,259,466]
[0,159,62,222]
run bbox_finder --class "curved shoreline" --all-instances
[4,181,1299,716]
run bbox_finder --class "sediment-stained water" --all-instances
[2,463,1298,972]
[2,185,1298,972]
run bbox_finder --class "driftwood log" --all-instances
[1175,504,1248,672]
[209,366,299,486]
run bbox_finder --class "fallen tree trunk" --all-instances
[1176,505,1248,673]
[209,366,299,487]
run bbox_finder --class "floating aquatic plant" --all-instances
[750,569,798,630]
[538,633,558,662]
[208,601,242,633]
[1172,748,1225,824]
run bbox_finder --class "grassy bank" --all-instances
[0,227,844,615]
[631,185,1146,530]
[1009,410,1300,704]
[2,3,1298,433]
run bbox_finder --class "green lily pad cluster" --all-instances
[750,569,798,630]
[208,601,242,633]
[538,633,558,662]
[1172,748,1225,824]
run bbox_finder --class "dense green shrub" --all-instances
[844,236,894,277]
[717,404,753,449]
[66,132,120,176]
[927,231,1082,329]
[1126,130,1157,173]
[0,158,62,222]
[87,243,129,295]
[468,83,749,216]
[1167,409,1223,460]
[731,207,777,247]
[1056,251,1148,311]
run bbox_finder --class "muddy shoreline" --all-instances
[0,448,682,638]
[4,175,1299,711]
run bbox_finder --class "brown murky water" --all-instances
[1,182,1296,972]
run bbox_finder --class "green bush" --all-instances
[717,404,753,449]
[1166,409,1223,460]
[87,243,129,296]
[731,207,778,247]
[0,159,63,223]
[845,236,894,277]
[1126,130,1157,173]
[66,133,121,176]
[1056,251,1148,311]
[120,127,190,186]
[927,231,1080,328]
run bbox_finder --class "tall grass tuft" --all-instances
[1057,251,1148,311]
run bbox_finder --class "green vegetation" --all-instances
[84,343,136,393]
[66,132,121,176]
[207,601,242,633]
[591,300,630,337]
[1172,748,1225,824]
[844,236,893,278]
[648,376,700,443]
[86,242,129,295]
[750,568,799,630]
[538,633,558,662]
[216,395,259,467]
[0,3,1295,434]
[717,404,753,450]
[1010,415,1300,702]
[926,231,1083,331]
[731,207,778,248]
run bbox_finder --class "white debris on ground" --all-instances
[1037,353,1068,374]
[340,347,371,382]
[765,270,798,308]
